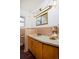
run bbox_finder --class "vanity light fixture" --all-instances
[53,0,57,5]
[34,5,52,17]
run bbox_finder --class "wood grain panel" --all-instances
[28,37,32,51]
[32,39,42,59]
[42,44,59,59]
[28,37,43,59]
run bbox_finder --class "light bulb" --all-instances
[53,0,57,5]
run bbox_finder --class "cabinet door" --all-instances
[42,44,59,59]
[32,39,42,59]
[28,37,32,51]
[35,40,42,59]
[31,39,36,56]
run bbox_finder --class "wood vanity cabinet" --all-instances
[28,36,59,59]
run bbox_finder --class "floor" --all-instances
[20,45,36,59]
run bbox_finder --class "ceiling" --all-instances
[20,0,45,17]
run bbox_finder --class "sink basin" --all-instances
[37,35,58,40]
[37,35,49,39]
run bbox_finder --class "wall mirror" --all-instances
[36,13,48,26]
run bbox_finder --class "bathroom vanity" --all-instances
[28,34,59,59]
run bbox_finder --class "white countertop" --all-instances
[28,34,59,47]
